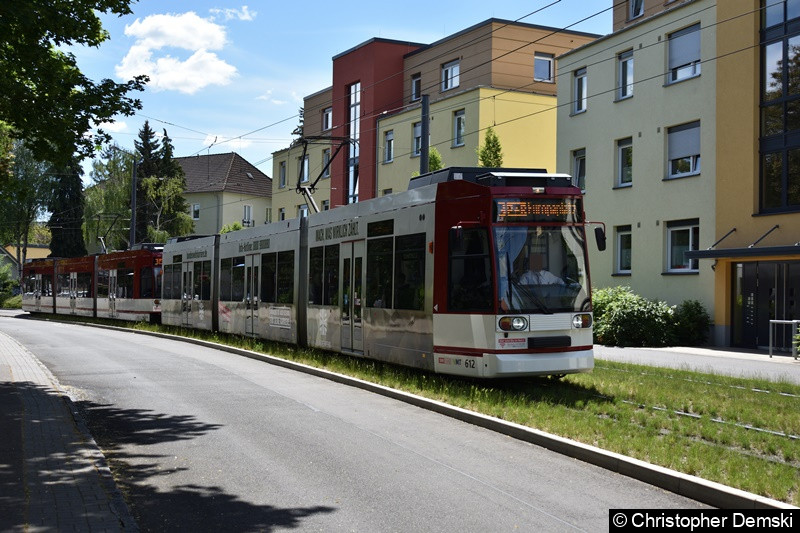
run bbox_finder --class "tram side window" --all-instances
[141,267,154,298]
[367,237,393,308]
[276,250,295,304]
[117,269,134,298]
[77,272,93,298]
[260,253,276,303]
[23,274,35,294]
[309,247,323,305]
[448,228,492,312]
[161,265,172,299]
[57,273,70,296]
[231,256,245,301]
[42,275,53,296]
[394,233,425,311]
[194,261,211,300]
[323,244,339,306]
[220,258,232,301]
[97,270,109,298]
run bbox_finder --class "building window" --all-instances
[192,203,200,220]
[441,60,460,91]
[322,200,330,211]
[666,219,700,272]
[572,149,586,191]
[411,73,421,101]
[573,67,587,113]
[764,0,800,29]
[412,122,422,156]
[383,188,393,196]
[618,50,634,99]
[279,161,286,188]
[760,2,800,211]
[243,205,252,226]
[617,138,633,187]
[265,208,272,224]
[384,130,394,163]
[629,0,644,20]
[616,225,632,274]
[322,148,331,177]
[453,109,465,147]
[668,121,701,178]
[347,82,360,204]
[278,208,285,221]
[322,107,332,131]
[534,52,554,82]
[299,155,309,183]
[668,23,701,83]
[298,204,308,218]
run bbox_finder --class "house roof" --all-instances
[175,152,272,198]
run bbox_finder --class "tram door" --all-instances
[245,254,259,335]
[69,272,77,314]
[341,240,365,353]
[108,270,118,318]
[33,275,42,312]
[181,262,193,326]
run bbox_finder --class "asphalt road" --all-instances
[0,315,707,531]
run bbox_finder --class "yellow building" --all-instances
[557,0,717,336]
[272,19,599,218]
[687,0,800,350]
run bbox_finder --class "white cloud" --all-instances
[116,12,237,94]
[209,6,256,21]
[96,121,128,133]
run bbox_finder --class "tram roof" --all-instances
[407,167,573,189]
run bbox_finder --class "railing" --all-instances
[768,320,800,360]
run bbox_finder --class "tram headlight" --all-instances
[499,316,528,331]
[572,313,593,329]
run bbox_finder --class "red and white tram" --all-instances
[161,167,603,378]
[22,246,163,323]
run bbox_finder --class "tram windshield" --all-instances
[495,225,590,314]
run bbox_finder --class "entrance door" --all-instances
[733,261,800,349]
[182,262,193,326]
[341,240,365,353]
[109,270,118,318]
[245,254,259,335]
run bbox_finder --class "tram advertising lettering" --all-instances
[494,199,581,223]
[315,221,360,242]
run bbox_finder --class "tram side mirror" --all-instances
[594,227,607,251]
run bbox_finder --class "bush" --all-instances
[594,291,674,347]
[592,286,635,323]
[672,299,712,346]
[1,294,21,309]
[592,286,713,347]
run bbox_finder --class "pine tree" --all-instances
[48,158,87,257]
[133,121,160,243]
[477,127,504,168]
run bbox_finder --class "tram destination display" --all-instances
[494,198,582,223]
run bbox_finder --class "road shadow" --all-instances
[74,399,337,532]
[0,380,335,532]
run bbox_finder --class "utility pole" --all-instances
[129,158,138,247]
[420,95,430,176]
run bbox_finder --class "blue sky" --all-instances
[73,0,613,180]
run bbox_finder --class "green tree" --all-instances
[477,127,504,167]
[0,122,13,190]
[0,141,51,278]
[429,147,444,171]
[48,158,87,257]
[83,145,134,252]
[133,121,161,243]
[157,130,191,237]
[0,0,147,166]
[220,221,244,234]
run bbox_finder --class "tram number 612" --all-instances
[464,359,476,369]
